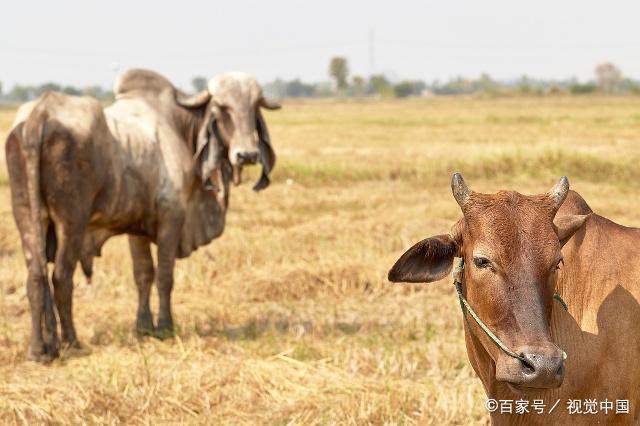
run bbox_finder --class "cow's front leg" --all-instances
[155,215,182,338]
[128,236,155,336]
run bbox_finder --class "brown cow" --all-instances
[6,69,279,362]
[389,173,640,424]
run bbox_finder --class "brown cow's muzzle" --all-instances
[496,344,565,389]
[230,147,260,186]
[235,150,259,165]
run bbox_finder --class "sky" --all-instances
[2,0,640,90]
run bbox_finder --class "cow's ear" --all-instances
[388,234,459,283]
[554,214,590,246]
[253,108,276,191]
[194,108,224,188]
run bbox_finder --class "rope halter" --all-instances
[452,258,568,362]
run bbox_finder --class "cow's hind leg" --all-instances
[24,221,59,361]
[26,265,59,362]
[6,129,59,362]
[51,223,84,349]
[128,236,155,336]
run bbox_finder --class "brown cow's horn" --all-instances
[176,90,211,108]
[548,176,570,209]
[451,172,471,208]
[259,97,281,110]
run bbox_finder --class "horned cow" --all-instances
[389,174,640,424]
[6,69,280,361]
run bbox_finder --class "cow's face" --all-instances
[207,73,280,189]
[388,174,588,390]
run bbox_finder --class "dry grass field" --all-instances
[1,96,640,424]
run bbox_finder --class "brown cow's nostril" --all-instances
[519,355,536,375]
[514,350,565,388]
[237,151,259,164]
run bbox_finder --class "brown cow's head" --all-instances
[388,174,589,390]
[177,72,280,191]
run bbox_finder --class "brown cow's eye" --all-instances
[473,257,491,269]
[556,258,564,270]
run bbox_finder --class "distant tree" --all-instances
[595,62,622,93]
[312,82,333,97]
[285,79,315,97]
[368,74,391,96]
[36,82,62,96]
[62,86,82,96]
[83,85,104,98]
[517,75,532,94]
[329,56,349,92]
[81,86,114,102]
[9,85,32,101]
[191,76,207,92]
[477,73,498,93]
[351,75,366,96]
[546,85,564,95]
[620,78,640,94]
[431,76,472,95]
[569,82,597,94]
[394,80,426,98]
[263,78,287,99]
[567,76,596,95]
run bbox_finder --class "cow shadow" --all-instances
[550,284,640,420]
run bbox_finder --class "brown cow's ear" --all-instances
[194,108,223,187]
[253,108,276,191]
[554,214,590,246]
[388,234,459,283]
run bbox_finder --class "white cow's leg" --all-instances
[128,236,155,335]
[155,213,183,338]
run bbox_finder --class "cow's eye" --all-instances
[473,256,491,269]
[555,258,564,270]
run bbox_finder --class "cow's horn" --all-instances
[451,172,471,208]
[548,176,570,209]
[259,97,281,110]
[176,90,211,108]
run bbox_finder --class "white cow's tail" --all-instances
[16,109,58,341]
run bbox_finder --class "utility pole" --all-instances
[368,27,375,75]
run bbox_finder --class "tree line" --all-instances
[0,82,114,103]
[1,59,637,104]
[259,58,640,99]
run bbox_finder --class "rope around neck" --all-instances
[452,258,568,362]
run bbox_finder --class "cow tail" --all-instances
[19,111,58,336]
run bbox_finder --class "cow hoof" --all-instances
[27,345,59,364]
[155,321,175,340]
[136,315,156,337]
[62,339,84,350]
[27,352,55,363]
[135,325,156,337]
[61,340,91,358]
